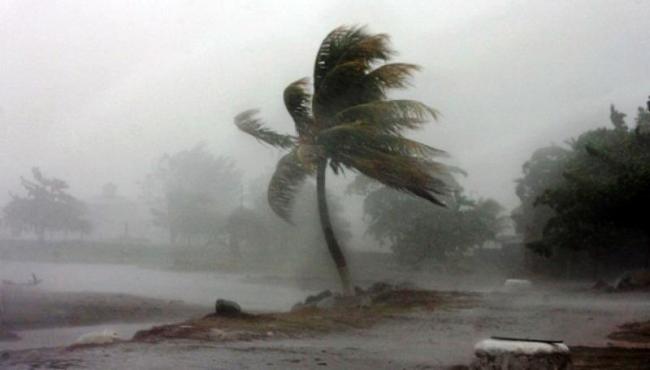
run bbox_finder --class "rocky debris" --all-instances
[292,281,418,311]
[471,338,571,370]
[305,290,332,305]
[614,270,650,291]
[215,299,242,316]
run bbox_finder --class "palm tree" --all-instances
[234,26,451,293]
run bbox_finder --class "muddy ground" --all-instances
[0,284,205,334]
[2,286,650,369]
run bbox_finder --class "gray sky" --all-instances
[1,0,649,211]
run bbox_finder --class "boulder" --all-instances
[471,338,571,370]
[305,290,332,305]
[215,299,242,316]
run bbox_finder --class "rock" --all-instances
[305,290,332,305]
[471,338,571,370]
[615,270,650,291]
[215,299,242,316]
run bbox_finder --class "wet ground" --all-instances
[3,288,650,369]
[0,261,309,311]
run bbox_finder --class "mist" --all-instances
[1,1,648,208]
[1,1,650,369]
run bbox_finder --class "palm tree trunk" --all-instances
[316,159,352,294]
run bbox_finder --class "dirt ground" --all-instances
[133,289,478,343]
[2,286,650,369]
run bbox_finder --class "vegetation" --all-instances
[511,145,569,247]
[234,26,451,293]
[142,144,242,245]
[223,179,351,275]
[361,182,504,267]
[514,101,650,276]
[3,168,91,242]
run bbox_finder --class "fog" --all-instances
[2,1,650,368]
[2,0,649,208]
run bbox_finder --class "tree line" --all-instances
[513,100,650,278]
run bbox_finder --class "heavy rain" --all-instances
[1,1,650,369]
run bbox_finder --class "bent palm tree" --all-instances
[235,26,451,293]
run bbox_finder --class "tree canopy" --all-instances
[3,168,91,241]
[515,101,650,273]
[361,182,505,267]
[143,144,242,245]
[234,25,453,292]
[234,26,452,223]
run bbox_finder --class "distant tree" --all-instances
[224,206,265,260]
[224,179,351,265]
[143,144,242,245]
[3,168,91,241]
[363,185,505,266]
[234,26,452,293]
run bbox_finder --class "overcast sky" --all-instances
[1,0,649,212]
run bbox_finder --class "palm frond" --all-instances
[319,123,446,158]
[313,26,392,91]
[313,60,369,123]
[335,100,439,135]
[267,148,311,222]
[365,63,420,91]
[283,78,314,139]
[341,152,450,206]
[313,62,424,126]
[385,136,448,158]
[234,109,296,149]
[317,124,451,205]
